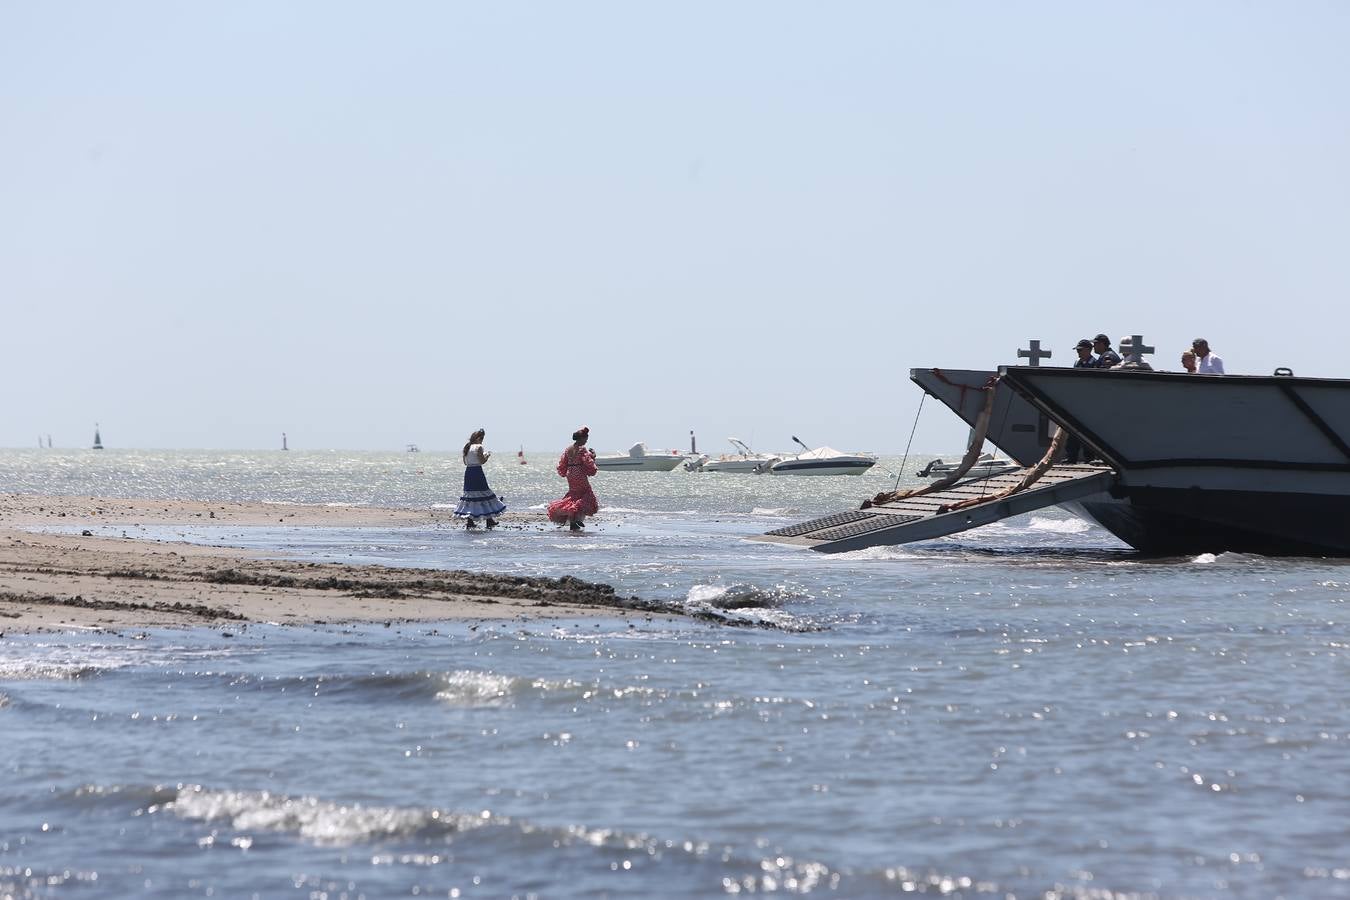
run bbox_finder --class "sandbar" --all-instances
[0,494,683,634]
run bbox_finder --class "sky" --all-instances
[3,2,1349,455]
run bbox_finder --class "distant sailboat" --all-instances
[92,424,103,450]
[406,443,420,453]
[282,432,289,451]
[517,446,527,465]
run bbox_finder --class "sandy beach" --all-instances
[0,494,680,633]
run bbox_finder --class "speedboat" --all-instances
[769,437,877,476]
[683,454,709,472]
[916,452,1018,479]
[694,438,780,474]
[592,442,688,472]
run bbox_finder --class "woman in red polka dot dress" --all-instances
[547,427,599,531]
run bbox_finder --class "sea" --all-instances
[2,449,1349,899]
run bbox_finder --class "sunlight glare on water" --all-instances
[2,449,1349,897]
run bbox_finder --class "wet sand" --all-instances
[0,494,680,634]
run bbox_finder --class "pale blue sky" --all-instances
[4,2,1348,454]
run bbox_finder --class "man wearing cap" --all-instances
[1091,333,1121,368]
[1065,339,1098,463]
[1192,338,1224,374]
[1072,338,1096,369]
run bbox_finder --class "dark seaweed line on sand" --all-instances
[0,590,246,621]
[194,568,630,602]
[196,568,766,627]
[1,568,787,630]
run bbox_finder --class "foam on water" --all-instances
[685,582,807,610]
[1026,515,1092,534]
[0,638,244,682]
[831,545,931,562]
[169,785,489,845]
[681,585,817,631]
[160,783,854,893]
[0,660,103,681]
[549,541,608,551]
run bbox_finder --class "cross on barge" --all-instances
[756,342,1350,557]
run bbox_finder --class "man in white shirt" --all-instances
[1192,338,1225,374]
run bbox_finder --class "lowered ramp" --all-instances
[754,465,1116,553]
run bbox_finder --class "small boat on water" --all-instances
[92,424,103,450]
[770,437,876,476]
[916,452,1018,479]
[688,438,780,474]
[593,442,688,472]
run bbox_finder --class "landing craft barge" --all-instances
[759,367,1350,557]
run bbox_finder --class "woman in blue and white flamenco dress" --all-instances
[455,429,507,529]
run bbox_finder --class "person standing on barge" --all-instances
[1192,338,1225,374]
[1091,333,1122,368]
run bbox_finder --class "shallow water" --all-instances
[3,450,1350,897]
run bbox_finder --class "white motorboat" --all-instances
[916,452,1019,479]
[769,437,877,476]
[691,438,780,474]
[683,454,709,472]
[593,442,688,472]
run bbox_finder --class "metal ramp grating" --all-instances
[755,466,1117,553]
[766,510,876,538]
[810,514,922,542]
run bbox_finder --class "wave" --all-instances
[434,669,529,706]
[66,782,179,809]
[0,660,103,680]
[56,782,1014,896]
[1025,515,1091,534]
[171,785,483,846]
[750,507,799,517]
[0,640,241,682]
[227,669,580,708]
[831,545,930,561]
[1190,551,1259,566]
[684,583,807,610]
[680,583,818,631]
